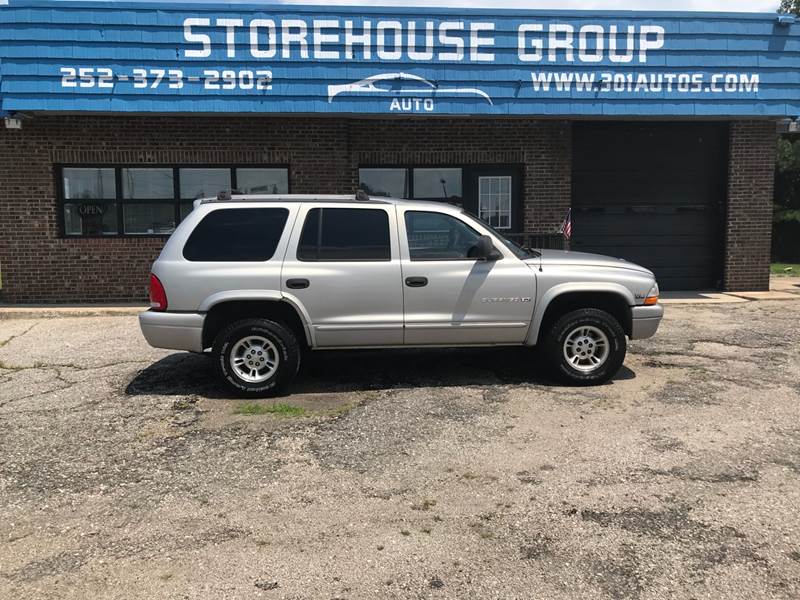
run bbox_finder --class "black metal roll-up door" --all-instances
[571,122,727,291]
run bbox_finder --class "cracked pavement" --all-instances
[1,300,799,599]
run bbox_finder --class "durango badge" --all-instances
[481,297,533,303]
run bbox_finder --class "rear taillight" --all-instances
[149,273,168,312]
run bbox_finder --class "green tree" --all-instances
[779,1,800,14]
[776,137,800,215]
[772,2,800,261]
[776,0,800,214]
[774,137,800,261]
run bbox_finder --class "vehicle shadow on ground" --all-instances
[125,347,636,398]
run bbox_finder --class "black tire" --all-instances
[213,318,301,397]
[541,308,626,386]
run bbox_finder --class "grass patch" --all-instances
[771,263,800,276]
[233,402,307,417]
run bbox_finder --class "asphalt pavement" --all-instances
[1,298,799,599]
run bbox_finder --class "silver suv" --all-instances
[139,194,662,396]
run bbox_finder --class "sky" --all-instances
[274,0,780,13]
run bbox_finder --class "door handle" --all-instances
[286,278,310,290]
[405,277,428,288]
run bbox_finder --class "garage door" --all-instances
[571,122,727,291]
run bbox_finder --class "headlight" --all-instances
[644,282,659,305]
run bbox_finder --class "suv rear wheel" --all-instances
[542,308,626,385]
[213,318,300,397]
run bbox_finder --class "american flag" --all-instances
[559,209,572,240]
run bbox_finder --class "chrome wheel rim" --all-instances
[230,336,279,383]
[563,325,610,373]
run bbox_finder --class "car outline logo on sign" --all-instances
[327,72,494,112]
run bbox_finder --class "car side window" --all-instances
[297,207,391,261]
[183,207,289,262]
[405,211,483,261]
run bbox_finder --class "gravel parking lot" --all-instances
[1,299,799,599]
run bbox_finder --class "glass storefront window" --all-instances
[359,167,463,202]
[61,165,287,237]
[64,202,118,236]
[122,168,174,199]
[63,168,115,200]
[236,168,288,194]
[180,203,194,221]
[179,168,231,200]
[413,168,463,202]
[358,168,409,198]
[123,204,176,235]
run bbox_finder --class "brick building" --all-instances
[0,2,795,302]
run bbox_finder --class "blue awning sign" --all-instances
[0,1,797,117]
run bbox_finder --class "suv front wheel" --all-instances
[542,308,626,385]
[213,318,300,397]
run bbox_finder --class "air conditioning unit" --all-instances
[4,117,22,130]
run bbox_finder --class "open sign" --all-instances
[78,203,108,216]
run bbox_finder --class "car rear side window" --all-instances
[183,208,289,261]
[297,208,391,261]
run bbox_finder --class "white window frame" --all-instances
[478,175,512,230]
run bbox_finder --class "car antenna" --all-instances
[538,240,543,272]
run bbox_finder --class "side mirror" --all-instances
[469,235,503,261]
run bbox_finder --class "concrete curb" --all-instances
[659,294,747,305]
[660,291,800,305]
[0,305,146,319]
[660,276,800,305]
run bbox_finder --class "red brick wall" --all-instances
[350,119,572,232]
[724,121,777,292]
[0,115,571,303]
[0,115,776,302]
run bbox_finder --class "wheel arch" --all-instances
[201,297,312,350]
[528,284,634,346]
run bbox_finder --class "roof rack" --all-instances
[195,192,393,206]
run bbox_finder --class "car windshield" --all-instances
[460,210,540,260]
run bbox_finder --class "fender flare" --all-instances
[199,290,315,347]
[526,282,635,346]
